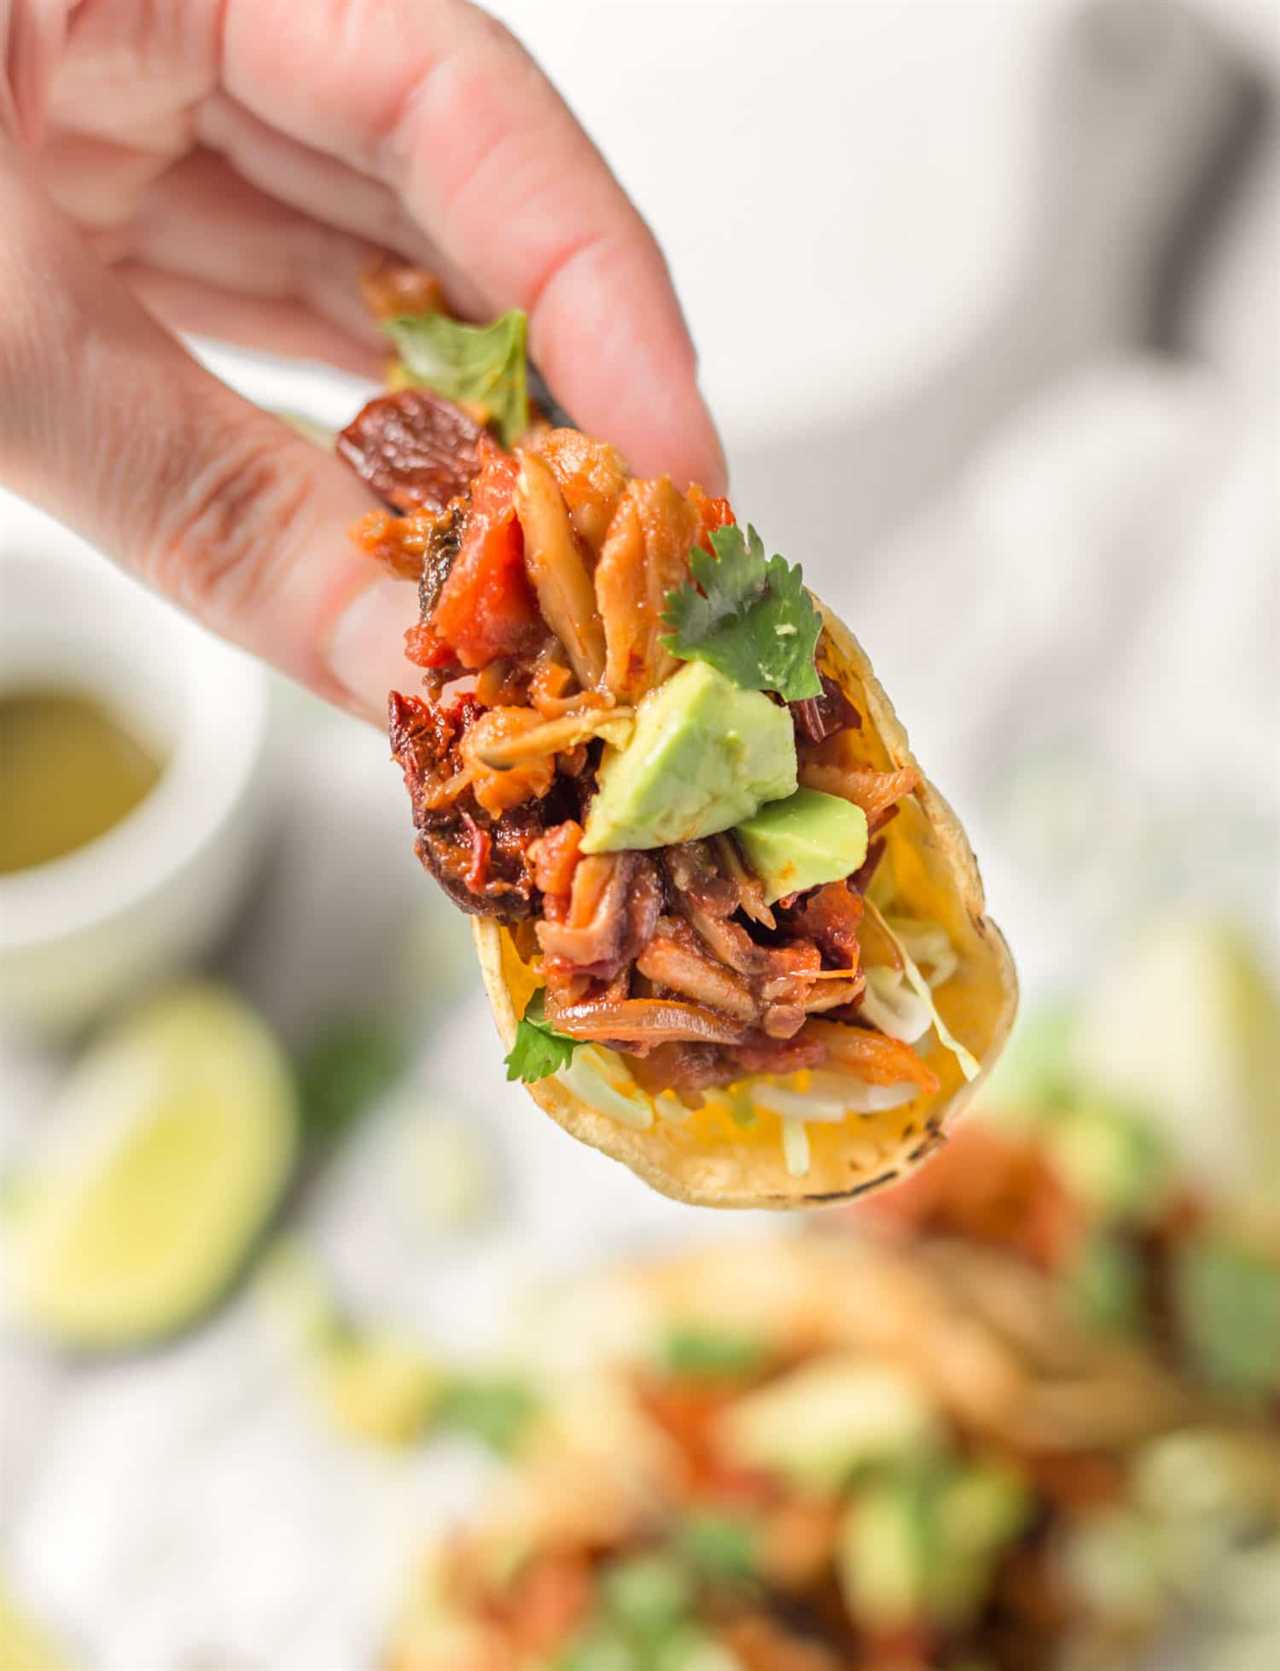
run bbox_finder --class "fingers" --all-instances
[402,24,727,491]
[220,0,727,491]
[104,148,388,350]
[120,264,385,379]
[194,91,490,323]
[50,141,396,376]
[0,154,419,724]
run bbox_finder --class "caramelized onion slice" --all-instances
[473,706,634,770]
[515,450,606,689]
[806,1019,940,1093]
[712,834,776,930]
[799,762,919,826]
[550,998,745,1047]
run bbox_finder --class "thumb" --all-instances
[0,151,415,723]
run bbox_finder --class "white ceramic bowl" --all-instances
[0,496,273,1035]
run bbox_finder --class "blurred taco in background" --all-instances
[384,1228,1280,1670]
[867,1005,1280,1409]
[339,265,1016,1206]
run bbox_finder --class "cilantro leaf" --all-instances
[383,308,528,446]
[504,990,579,1083]
[661,524,822,700]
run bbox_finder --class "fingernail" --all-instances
[327,575,419,723]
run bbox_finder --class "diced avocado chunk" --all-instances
[838,1461,1030,1633]
[838,1474,934,1631]
[1174,1230,1280,1397]
[601,1553,694,1633]
[719,1358,940,1490]
[675,1512,760,1583]
[315,1333,443,1447]
[979,1005,1078,1126]
[1073,917,1280,1206]
[1046,1099,1174,1223]
[733,786,868,904]
[580,662,796,853]
[939,1459,1031,1553]
[1067,1232,1145,1334]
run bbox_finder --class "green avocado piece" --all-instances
[838,1460,1030,1635]
[316,1333,443,1448]
[837,1473,935,1631]
[979,1005,1078,1126]
[720,1358,940,1489]
[601,1552,694,1633]
[936,1460,1032,1573]
[1073,918,1280,1206]
[1067,1232,1145,1334]
[733,787,868,903]
[580,661,796,853]
[1174,1230,1280,1397]
[1047,1099,1174,1224]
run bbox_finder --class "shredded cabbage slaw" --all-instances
[550,911,975,1177]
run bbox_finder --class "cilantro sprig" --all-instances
[383,308,529,446]
[504,989,579,1084]
[661,524,822,701]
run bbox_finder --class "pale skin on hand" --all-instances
[0,0,725,721]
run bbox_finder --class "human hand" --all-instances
[0,0,725,720]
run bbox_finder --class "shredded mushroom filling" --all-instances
[359,408,968,1164]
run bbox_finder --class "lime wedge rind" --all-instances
[4,983,298,1351]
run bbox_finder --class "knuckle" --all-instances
[147,416,316,627]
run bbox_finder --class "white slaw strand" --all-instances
[556,1047,654,1129]
[754,1080,920,1122]
[858,964,934,1044]
[653,1092,692,1125]
[872,907,980,1083]
[886,916,958,988]
[780,1117,811,1177]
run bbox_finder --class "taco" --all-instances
[340,268,1016,1205]
[385,1231,1278,1670]
[867,1027,1280,1405]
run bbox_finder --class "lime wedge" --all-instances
[5,984,297,1349]
[0,1585,69,1671]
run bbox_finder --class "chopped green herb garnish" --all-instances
[384,308,528,446]
[504,989,579,1083]
[436,1372,541,1455]
[676,1512,760,1585]
[661,524,822,701]
[660,1326,766,1380]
